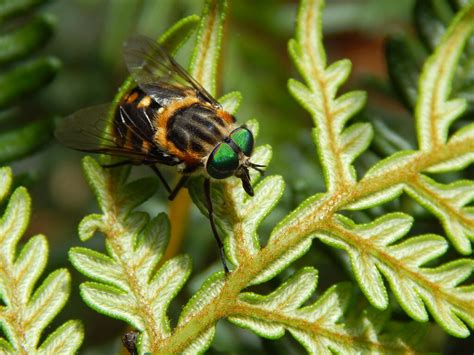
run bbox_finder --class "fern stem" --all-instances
[270,136,473,259]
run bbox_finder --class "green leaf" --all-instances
[250,237,313,286]
[0,0,48,20]
[158,0,441,352]
[160,15,200,54]
[415,3,474,150]
[281,0,474,339]
[0,0,60,164]
[0,117,54,164]
[0,166,12,200]
[37,320,84,354]
[0,339,14,353]
[427,123,474,172]
[288,0,369,190]
[405,175,474,254]
[219,91,242,114]
[387,0,474,114]
[0,14,54,64]
[0,168,83,352]
[177,273,226,352]
[0,57,60,108]
[231,271,426,353]
[230,268,319,339]
[414,0,452,51]
[189,0,227,95]
[321,213,474,337]
[385,35,421,108]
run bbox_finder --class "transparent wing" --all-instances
[54,104,179,165]
[123,35,220,107]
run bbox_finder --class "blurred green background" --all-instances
[1,0,472,353]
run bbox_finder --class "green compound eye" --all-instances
[207,142,239,179]
[230,127,254,156]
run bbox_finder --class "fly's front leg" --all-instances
[204,178,229,274]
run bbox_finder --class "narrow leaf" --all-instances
[189,0,228,94]
[0,14,54,64]
[38,320,84,354]
[0,57,60,108]
[0,118,54,164]
[416,4,474,149]
[0,0,48,20]
[405,175,474,254]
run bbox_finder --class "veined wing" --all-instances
[123,35,221,108]
[54,103,180,165]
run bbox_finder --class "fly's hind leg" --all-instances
[150,165,189,199]
[204,178,230,274]
[149,165,172,194]
[168,175,189,201]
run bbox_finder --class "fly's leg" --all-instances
[204,178,229,274]
[168,175,189,201]
[149,165,172,195]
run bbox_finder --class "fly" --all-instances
[55,35,264,273]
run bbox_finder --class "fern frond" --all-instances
[288,0,369,191]
[387,0,474,113]
[283,0,474,338]
[0,167,83,353]
[405,175,474,253]
[321,214,473,335]
[159,0,427,352]
[415,3,473,151]
[189,0,227,94]
[70,157,191,352]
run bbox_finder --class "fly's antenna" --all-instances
[248,162,266,176]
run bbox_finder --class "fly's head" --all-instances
[205,126,264,196]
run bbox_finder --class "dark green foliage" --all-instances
[386,0,474,113]
[0,0,59,163]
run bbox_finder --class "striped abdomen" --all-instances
[166,103,231,156]
[153,97,236,168]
